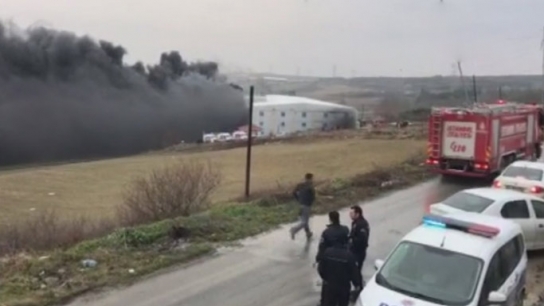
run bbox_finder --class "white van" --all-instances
[357,213,527,306]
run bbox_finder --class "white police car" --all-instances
[493,161,544,198]
[429,188,544,250]
[356,213,527,306]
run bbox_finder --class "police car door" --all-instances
[500,235,526,306]
[478,235,526,306]
[500,200,536,249]
[529,200,544,249]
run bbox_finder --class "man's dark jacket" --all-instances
[349,217,370,255]
[317,244,361,289]
[292,181,315,207]
[316,224,350,262]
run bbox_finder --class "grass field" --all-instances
[0,138,425,223]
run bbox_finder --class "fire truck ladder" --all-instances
[471,103,521,114]
[430,114,442,158]
[432,103,522,115]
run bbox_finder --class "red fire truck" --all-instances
[426,100,543,178]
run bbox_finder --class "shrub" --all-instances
[0,210,115,256]
[0,160,221,256]
[117,160,221,226]
[351,167,393,188]
[235,180,295,207]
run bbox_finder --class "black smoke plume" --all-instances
[0,22,246,165]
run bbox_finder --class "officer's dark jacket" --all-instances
[316,224,350,262]
[292,181,315,207]
[317,244,361,288]
[349,217,370,253]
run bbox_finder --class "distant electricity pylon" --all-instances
[457,61,470,105]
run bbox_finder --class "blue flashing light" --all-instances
[421,214,500,238]
[422,217,446,228]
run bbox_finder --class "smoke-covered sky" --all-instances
[0,22,246,165]
[1,0,543,77]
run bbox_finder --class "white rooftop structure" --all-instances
[246,95,358,136]
[254,94,354,109]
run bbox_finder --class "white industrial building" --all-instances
[246,95,358,136]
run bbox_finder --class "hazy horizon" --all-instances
[1,0,543,78]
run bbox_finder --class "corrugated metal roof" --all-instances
[253,95,355,110]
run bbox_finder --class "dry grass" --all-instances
[0,138,424,223]
[0,152,434,305]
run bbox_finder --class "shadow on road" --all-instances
[439,174,496,187]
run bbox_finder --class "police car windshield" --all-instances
[442,191,495,213]
[376,241,483,306]
[502,166,543,181]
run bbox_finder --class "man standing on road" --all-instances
[349,205,370,289]
[316,211,351,306]
[317,211,361,306]
[316,211,350,262]
[290,173,315,240]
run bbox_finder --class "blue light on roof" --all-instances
[422,217,446,228]
[421,214,500,238]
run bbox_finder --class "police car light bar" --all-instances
[422,214,500,238]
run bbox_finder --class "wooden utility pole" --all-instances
[244,86,255,198]
[472,75,478,103]
[541,26,544,104]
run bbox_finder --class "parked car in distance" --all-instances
[215,132,233,142]
[202,133,216,143]
[493,160,544,198]
[231,131,248,141]
[429,187,544,250]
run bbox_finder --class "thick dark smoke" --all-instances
[0,23,246,165]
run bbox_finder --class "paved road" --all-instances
[70,178,482,306]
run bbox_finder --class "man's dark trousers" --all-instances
[354,251,366,286]
[321,283,350,306]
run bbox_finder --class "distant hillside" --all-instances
[226,72,544,120]
[228,73,543,96]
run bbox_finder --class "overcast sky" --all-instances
[1,0,543,77]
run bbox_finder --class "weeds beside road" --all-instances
[0,153,433,306]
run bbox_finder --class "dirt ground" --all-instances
[526,256,544,305]
[0,138,424,223]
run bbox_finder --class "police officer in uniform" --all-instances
[317,211,361,306]
[348,205,370,289]
[316,211,350,262]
